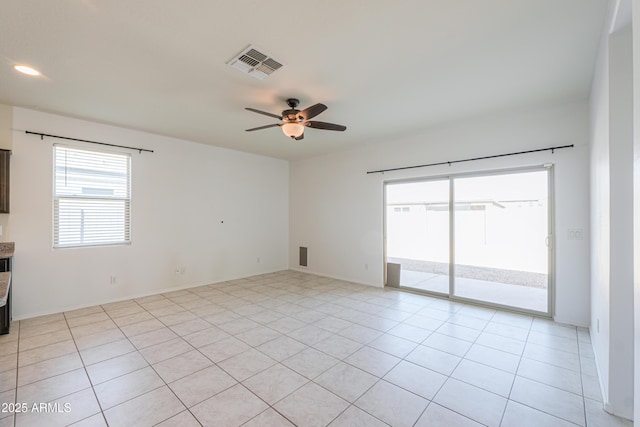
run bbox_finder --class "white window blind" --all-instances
[53,145,131,248]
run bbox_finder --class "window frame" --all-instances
[52,144,132,249]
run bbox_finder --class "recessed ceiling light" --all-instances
[14,65,41,76]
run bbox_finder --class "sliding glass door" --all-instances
[386,179,450,295]
[384,167,552,315]
[452,170,550,313]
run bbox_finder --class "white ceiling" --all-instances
[0,1,607,160]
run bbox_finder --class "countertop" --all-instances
[0,272,10,307]
[0,242,14,259]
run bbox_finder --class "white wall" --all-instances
[10,107,289,319]
[608,25,634,419]
[589,1,635,418]
[589,17,612,408]
[290,101,591,326]
[632,0,640,421]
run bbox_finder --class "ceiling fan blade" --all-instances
[245,108,283,120]
[305,121,347,131]
[245,123,281,132]
[294,133,304,141]
[298,103,327,120]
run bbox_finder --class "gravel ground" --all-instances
[387,257,547,289]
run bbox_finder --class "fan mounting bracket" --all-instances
[286,98,300,109]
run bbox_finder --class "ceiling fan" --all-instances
[245,98,346,140]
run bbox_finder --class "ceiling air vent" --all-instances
[227,45,283,80]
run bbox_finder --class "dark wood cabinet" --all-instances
[0,257,11,335]
[0,149,10,213]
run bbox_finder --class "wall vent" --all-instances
[227,45,284,80]
[299,247,308,267]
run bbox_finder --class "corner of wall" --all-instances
[587,2,635,419]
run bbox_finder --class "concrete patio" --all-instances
[398,270,548,313]
[388,259,549,313]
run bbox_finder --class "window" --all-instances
[53,145,131,248]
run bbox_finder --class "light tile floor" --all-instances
[0,270,633,427]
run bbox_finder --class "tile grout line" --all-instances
[316,299,478,426]
[206,278,351,427]
[405,302,588,425]
[577,326,588,427]
[102,296,209,426]
[206,280,401,426]
[111,299,207,424]
[63,310,108,427]
[11,320,19,427]
[11,292,485,424]
[7,271,608,427]
[499,311,534,427]
[75,302,168,424]
[507,320,590,426]
[109,280,328,425]
[420,302,503,426]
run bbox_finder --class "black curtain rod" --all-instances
[366,144,574,175]
[25,131,154,154]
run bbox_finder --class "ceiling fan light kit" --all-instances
[282,122,304,139]
[245,98,346,142]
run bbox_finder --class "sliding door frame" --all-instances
[383,164,555,318]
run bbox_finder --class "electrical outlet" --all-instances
[568,229,583,240]
[110,275,117,285]
[175,268,180,275]
[257,257,261,263]
[365,263,369,270]
[180,267,186,274]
